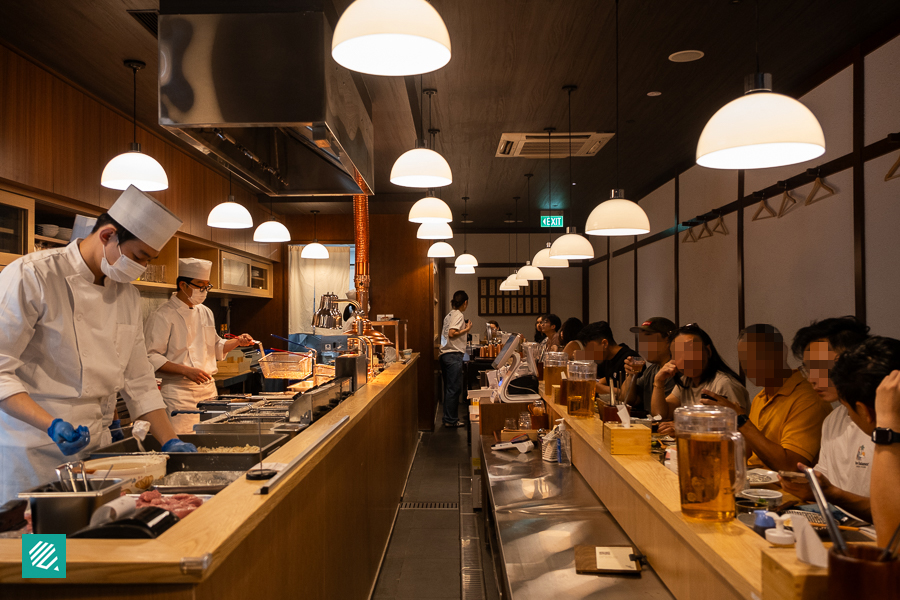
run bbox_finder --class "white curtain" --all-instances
[289,245,351,333]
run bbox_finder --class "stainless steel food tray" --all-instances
[152,471,246,494]
[89,433,289,472]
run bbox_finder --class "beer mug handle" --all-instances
[730,431,746,496]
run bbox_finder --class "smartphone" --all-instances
[778,470,808,484]
[700,393,716,401]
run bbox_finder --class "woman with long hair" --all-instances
[559,317,584,360]
[534,316,547,344]
[651,324,749,424]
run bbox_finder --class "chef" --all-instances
[144,258,254,434]
[0,185,198,502]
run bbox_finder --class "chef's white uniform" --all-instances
[0,242,167,502]
[144,294,226,434]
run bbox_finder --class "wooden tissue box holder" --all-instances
[602,422,651,455]
[500,429,539,442]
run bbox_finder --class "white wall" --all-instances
[443,233,583,340]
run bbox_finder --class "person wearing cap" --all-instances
[621,317,677,412]
[0,185,197,501]
[144,258,254,434]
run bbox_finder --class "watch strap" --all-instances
[737,414,749,429]
[872,427,900,445]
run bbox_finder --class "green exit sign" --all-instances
[541,215,564,228]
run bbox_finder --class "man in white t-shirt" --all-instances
[439,291,471,428]
[781,317,872,520]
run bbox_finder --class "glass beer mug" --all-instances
[566,361,595,418]
[543,351,568,392]
[674,405,746,521]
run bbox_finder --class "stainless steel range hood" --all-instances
[158,7,373,196]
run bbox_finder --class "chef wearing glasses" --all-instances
[144,258,254,434]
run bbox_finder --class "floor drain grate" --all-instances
[399,502,459,509]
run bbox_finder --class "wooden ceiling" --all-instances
[1,0,899,230]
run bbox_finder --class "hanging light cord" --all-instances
[547,128,553,244]
[526,174,533,259]
[568,88,574,202]
[463,195,469,252]
[131,65,137,144]
[514,196,519,266]
[755,0,760,73]
[615,0,620,190]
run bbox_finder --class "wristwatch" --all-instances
[737,414,749,429]
[871,427,900,445]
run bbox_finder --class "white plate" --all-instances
[746,468,779,486]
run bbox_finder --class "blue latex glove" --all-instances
[161,438,198,453]
[110,419,124,442]
[47,418,91,456]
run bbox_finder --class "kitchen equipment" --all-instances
[256,416,349,495]
[738,488,783,509]
[153,471,246,494]
[90,433,288,472]
[566,361,596,418]
[80,455,168,493]
[542,351,568,392]
[674,405,746,521]
[18,478,128,535]
[0,499,27,533]
[259,351,315,380]
[336,353,367,392]
[70,506,180,539]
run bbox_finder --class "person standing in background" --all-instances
[439,291,471,428]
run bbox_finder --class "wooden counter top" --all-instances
[0,356,420,596]
[542,391,828,600]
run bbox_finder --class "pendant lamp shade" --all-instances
[253,220,291,242]
[533,244,569,268]
[517,262,543,281]
[696,74,825,170]
[331,0,451,77]
[454,253,478,267]
[409,194,452,223]
[586,189,650,236]
[455,265,475,274]
[427,241,455,258]
[208,196,253,229]
[391,147,452,188]
[417,222,453,240]
[498,276,518,291]
[513,271,529,287]
[301,242,329,260]
[101,146,169,192]
[549,228,594,260]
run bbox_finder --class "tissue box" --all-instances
[500,429,539,442]
[216,349,251,375]
[602,423,651,455]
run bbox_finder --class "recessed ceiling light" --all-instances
[647,91,662,97]
[669,50,704,63]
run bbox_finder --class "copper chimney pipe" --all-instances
[353,173,370,319]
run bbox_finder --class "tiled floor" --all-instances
[372,403,469,599]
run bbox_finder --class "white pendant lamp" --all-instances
[583,3,650,238]
[455,265,475,274]
[498,276,518,291]
[391,90,452,188]
[696,73,824,169]
[331,0,451,77]
[253,220,291,242]
[208,171,253,229]
[513,270,529,287]
[453,197,477,267]
[427,241,455,258]
[409,190,452,223]
[454,253,478,267]
[533,243,569,268]
[301,210,329,259]
[417,222,453,240]
[586,189,650,236]
[550,227,595,260]
[101,60,168,192]
[518,262,543,281]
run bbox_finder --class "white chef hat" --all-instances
[179,258,212,280]
[70,215,97,242]
[107,185,182,251]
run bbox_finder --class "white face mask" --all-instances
[101,238,147,283]
[189,287,208,305]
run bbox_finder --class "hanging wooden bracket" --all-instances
[711,214,729,235]
[696,220,714,239]
[682,227,697,243]
[751,196,777,221]
[804,168,836,205]
[777,182,800,217]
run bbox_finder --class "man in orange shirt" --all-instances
[703,324,831,471]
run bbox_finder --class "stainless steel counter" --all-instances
[480,436,674,599]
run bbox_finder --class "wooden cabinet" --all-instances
[220,251,273,298]
[250,260,273,296]
[132,236,178,292]
[0,190,35,269]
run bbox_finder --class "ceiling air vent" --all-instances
[495,132,614,158]
[128,9,159,38]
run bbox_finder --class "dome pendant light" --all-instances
[409,189,452,223]
[208,170,253,229]
[533,242,568,268]
[455,265,476,275]
[391,88,452,188]
[254,198,291,242]
[301,210,329,259]
[101,60,168,192]
[696,0,824,169]
[518,173,543,281]
[584,1,650,237]
[427,241,455,258]
[416,221,453,239]
[454,196,478,267]
[332,0,451,77]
